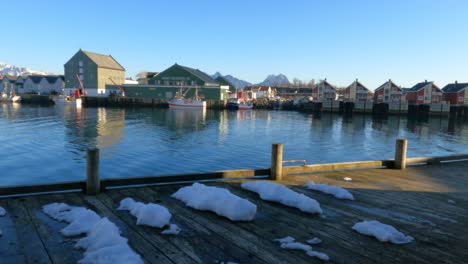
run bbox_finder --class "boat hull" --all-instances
[169,99,206,109]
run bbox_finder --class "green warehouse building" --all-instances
[121,64,229,101]
[64,49,125,96]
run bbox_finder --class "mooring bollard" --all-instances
[86,147,100,195]
[271,143,283,180]
[394,139,408,169]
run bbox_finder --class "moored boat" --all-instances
[238,100,253,110]
[169,98,206,108]
[227,98,253,110]
[168,87,206,109]
[1,91,21,103]
[227,98,240,110]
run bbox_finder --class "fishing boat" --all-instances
[168,87,206,109]
[227,98,253,110]
[227,98,240,110]
[238,100,253,110]
[1,89,21,103]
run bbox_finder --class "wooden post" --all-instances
[271,143,283,180]
[394,139,407,169]
[86,148,100,195]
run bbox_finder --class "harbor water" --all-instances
[1,103,467,187]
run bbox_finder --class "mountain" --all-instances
[257,74,290,86]
[0,62,49,76]
[212,72,251,89]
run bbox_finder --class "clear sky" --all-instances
[1,0,467,88]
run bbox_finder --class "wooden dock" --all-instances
[1,162,467,263]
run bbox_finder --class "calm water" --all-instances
[1,103,467,187]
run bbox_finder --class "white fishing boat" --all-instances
[238,100,253,110]
[169,98,206,108]
[168,87,206,109]
[227,98,253,110]
[10,95,21,103]
[1,90,21,103]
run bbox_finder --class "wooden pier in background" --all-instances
[0,140,467,263]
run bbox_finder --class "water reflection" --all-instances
[0,105,468,186]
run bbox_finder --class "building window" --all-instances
[79,68,83,74]
[80,75,84,81]
[79,61,83,67]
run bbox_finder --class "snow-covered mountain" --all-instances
[212,72,251,89]
[0,62,49,76]
[257,74,290,86]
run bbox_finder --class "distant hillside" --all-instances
[212,72,251,89]
[257,74,290,86]
[0,62,49,76]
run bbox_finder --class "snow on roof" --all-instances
[304,181,354,200]
[172,183,257,221]
[117,197,172,228]
[352,220,414,244]
[241,181,322,214]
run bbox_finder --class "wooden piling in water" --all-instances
[394,139,407,169]
[86,148,100,195]
[271,143,283,180]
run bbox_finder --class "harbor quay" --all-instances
[0,141,467,263]
[2,49,468,118]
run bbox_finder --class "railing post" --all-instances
[394,139,407,169]
[271,143,283,180]
[86,148,100,195]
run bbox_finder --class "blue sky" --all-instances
[1,0,467,88]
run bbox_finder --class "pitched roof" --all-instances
[28,75,44,84]
[347,80,369,91]
[177,64,217,84]
[81,50,125,71]
[407,81,436,92]
[375,80,401,91]
[44,75,64,84]
[316,80,336,90]
[442,82,468,93]
[3,75,17,83]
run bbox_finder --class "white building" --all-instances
[1,75,16,94]
[23,75,65,94]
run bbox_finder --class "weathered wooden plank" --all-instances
[6,198,52,264]
[407,154,468,165]
[0,182,84,197]
[285,183,464,263]
[145,185,312,264]
[0,200,21,262]
[283,160,392,175]
[99,189,201,264]
[215,182,426,264]
[119,186,268,264]
[65,192,175,264]
[21,194,83,263]
[102,169,270,188]
[283,171,468,263]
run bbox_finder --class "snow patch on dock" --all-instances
[305,181,354,200]
[352,220,414,244]
[172,183,257,221]
[241,181,322,214]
